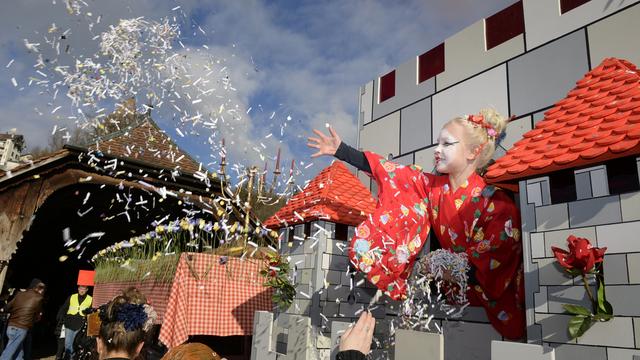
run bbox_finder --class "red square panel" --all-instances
[560,0,591,14]
[418,43,445,83]
[485,1,525,50]
[379,70,396,103]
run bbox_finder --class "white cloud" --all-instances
[0,0,518,184]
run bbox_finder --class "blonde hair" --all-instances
[446,108,508,168]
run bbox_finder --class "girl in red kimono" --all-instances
[307,108,525,339]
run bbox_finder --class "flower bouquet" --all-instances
[259,251,296,310]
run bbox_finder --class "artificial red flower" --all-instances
[551,235,607,275]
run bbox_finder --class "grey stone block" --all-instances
[443,321,500,360]
[290,299,311,316]
[568,196,622,228]
[289,255,307,270]
[531,232,546,259]
[535,313,576,344]
[621,191,640,222]
[546,286,593,314]
[286,315,312,359]
[326,286,351,302]
[628,253,640,284]
[325,239,347,255]
[603,254,629,285]
[576,316,634,348]
[322,302,339,317]
[276,313,290,327]
[339,303,366,318]
[251,311,276,360]
[536,204,569,232]
[303,238,319,254]
[395,329,443,360]
[316,333,331,349]
[605,285,640,316]
[491,341,555,360]
[290,241,305,256]
[548,343,606,360]
[431,306,489,323]
[330,320,352,359]
[608,348,640,360]
[597,221,640,254]
[304,254,315,268]
[325,270,344,285]
[535,259,573,286]
[543,227,596,258]
[322,253,349,271]
[535,286,549,313]
[355,286,378,303]
[298,269,313,285]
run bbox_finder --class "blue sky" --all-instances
[0,0,515,185]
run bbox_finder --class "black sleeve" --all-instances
[336,350,367,360]
[334,142,371,173]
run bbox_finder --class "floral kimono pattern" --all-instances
[349,152,525,339]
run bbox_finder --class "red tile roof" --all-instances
[263,161,376,228]
[93,116,202,174]
[486,58,640,188]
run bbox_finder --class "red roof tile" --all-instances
[92,117,202,174]
[486,58,640,187]
[263,161,376,228]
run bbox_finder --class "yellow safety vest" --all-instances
[67,294,92,316]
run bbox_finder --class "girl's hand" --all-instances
[307,126,342,158]
[339,311,376,354]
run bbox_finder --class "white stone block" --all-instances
[395,329,443,360]
[597,221,640,253]
[491,341,555,360]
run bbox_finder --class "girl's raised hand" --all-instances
[307,126,342,158]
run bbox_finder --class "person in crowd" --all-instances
[95,292,156,360]
[58,284,93,359]
[0,279,45,360]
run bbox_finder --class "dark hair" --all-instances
[98,295,146,357]
[122,287,147,305]
[29,278,45,290]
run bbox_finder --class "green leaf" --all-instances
[562,304,591,316]
[568,315,594,339]
[596,275,614,315]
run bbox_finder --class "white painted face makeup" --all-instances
[434,126,464,174]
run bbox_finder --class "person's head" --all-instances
[435,108,508,175]
[78,285,89,296]
[161,343,222,360]
[29,278,46,295]
[122,287,146,305]
[96,294,154,360]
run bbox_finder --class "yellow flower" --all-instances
[230,222,239,233]
[180,219,189,230]
[199,219,206,229]
[213,222,220,231]
[156,225,165,234]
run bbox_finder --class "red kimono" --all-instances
[349,152,525,339]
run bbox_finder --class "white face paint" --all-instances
[434,127,463,174]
